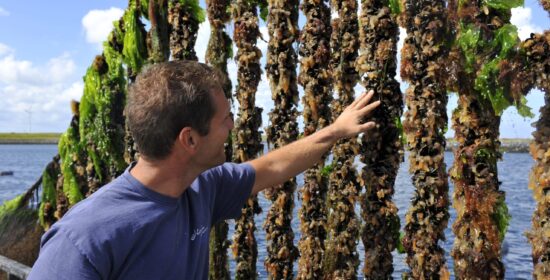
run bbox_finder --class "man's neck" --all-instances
[129,156,202,198]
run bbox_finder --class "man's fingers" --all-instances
[355,90,375,109]
[350,90,373,109]
[360,100,381,115]
[360,121,376,132]
[349,92,364,108]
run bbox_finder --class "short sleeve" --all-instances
[211,162,255,223]
[28,230,102,280]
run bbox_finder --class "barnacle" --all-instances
[356,0,403,278]
[399,0,450,278]
[296,0,332,278]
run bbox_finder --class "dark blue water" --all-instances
[0,144,536,278]
[0,145,58,204]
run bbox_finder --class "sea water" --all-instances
[0,144,536,279]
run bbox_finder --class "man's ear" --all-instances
[177,127,199,153]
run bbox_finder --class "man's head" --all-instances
[126,60,232,165]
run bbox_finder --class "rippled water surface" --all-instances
[0,144,536,279]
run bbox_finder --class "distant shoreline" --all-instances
[0,139,58,144]
[446,139,531,153]
[0,133,60,145]
[0,133,533,152]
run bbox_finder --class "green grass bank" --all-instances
[0,133,61,144]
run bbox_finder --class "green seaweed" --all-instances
[474,24,522,116]
[516,96,534,118]
[80,66,106,180]
[80,39,128,180]
[396,231,405,254]
[0,195,24,217]
[122,7,148,74]
[458,23,532,117]
[388,0,401,15]
[492,196,511,242]
[258,0,268,22]
[474,147,498,166]
[494,25,518,57]
[475,59,511,115]
[140,0,150,18]
[102,46,128,172]
[179,0,206,23]
[484,0,523,10]
[395,117,405,146]
[38,167,58,227]
[58,129,85,206]
[320,164,334,178]
[456,24,480,73]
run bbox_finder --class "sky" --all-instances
[0,1,548,139]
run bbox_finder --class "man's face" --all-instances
[195,88,233,168]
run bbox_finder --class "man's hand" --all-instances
[248,90,380,195]
[331,90,380,138]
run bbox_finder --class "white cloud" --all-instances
[511,7,543,40]
[0,7,9,17]
[0,51,76,85]
[47,53,76,82]
[0,55,41,85]
[0,81,84,132]
[82,7,124,47]
[0,43,14,57]
[0,46,81,132]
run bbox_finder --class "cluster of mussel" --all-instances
[356,0,403,278]
[230,0,265,278]
[399,0,450,278]
[263,0,301,277]
[295,0,332,277]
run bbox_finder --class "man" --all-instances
[28,60,380,279]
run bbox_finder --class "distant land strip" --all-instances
[0,133,532,152]
[446,138,532,153]
[0,133,61,144]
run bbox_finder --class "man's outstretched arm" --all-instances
[249,90,380,195]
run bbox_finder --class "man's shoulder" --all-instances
[200,162,253,179]
[192,162,253,190]
[50,175,172,245]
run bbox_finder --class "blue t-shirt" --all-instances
[28,162,255,280]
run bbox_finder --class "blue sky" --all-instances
[0,0,548,138]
